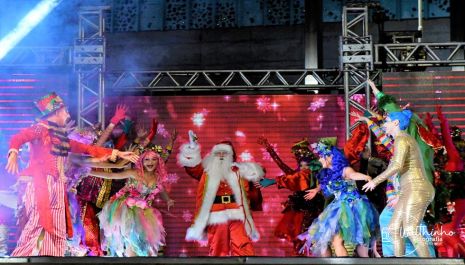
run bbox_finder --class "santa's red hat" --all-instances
[211,140,237,161]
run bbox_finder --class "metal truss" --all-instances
[75,6,109,129]
[341,6,373,140]
[0,47,72,68]
[106,69,346,93]
[374,42,465,66]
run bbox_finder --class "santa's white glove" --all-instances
[188,130,198,149]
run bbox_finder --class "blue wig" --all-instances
[387,109,412,130]
[316,147,349,197]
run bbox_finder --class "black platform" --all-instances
[0,257,463,265]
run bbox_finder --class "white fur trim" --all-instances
[236,162,264,182]
[177,143,201,167]
[188,167,260,243]
[211,144,233,155]
[207,208,245,225]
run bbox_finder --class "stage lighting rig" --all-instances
[0,0,62,61]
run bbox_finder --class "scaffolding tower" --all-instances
[74,6,109,129]
[340,6,374,140]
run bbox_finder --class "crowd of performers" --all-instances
[2,82,465,257]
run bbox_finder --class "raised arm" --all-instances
[437,105,464,171]
[177,130,203,180]
[161,128,177,163]
[257,136,295,174]
[95,104,128,146]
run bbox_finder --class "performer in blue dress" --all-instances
[299,138,379,257]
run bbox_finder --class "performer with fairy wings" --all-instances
[256,137,324,254]
[87,150,174,256]
[75,115,177,256]
[5,93,138,256]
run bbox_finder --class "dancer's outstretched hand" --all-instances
[167,199,175,211]
[110,104,128,125]
[362,180,376,192]
[350,111,370,123]
[117,151,139,163]
[5,152,19,175]
[304,187,320,201]
[257,136,270,147]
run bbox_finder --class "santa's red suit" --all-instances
[178,142,264,256]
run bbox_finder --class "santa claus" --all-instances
[177,130,264,256]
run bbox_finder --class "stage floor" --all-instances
[0,257,463,265]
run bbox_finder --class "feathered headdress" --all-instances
[291,138,314,160]
[311,137,337,157]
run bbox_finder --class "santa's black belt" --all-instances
[214,195,236,204]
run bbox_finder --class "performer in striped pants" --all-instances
[5,92,138,256]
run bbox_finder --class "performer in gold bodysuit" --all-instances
[363,110,435,257]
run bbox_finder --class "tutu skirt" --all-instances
[98,196,165,256]
[299,195,378,255]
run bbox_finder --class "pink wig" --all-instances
[135,150,168,185]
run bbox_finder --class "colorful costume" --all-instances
[76,174,126,255]
[299,147,378,256]
[73,111,128,256]
[8,120,116,256]
[371,131,435,257]
[98,178,166,256]
[178,142,263,256]
[375,92,443,184]
[431,108,465,257]
[259,139,324,251]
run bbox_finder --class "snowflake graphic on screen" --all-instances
[239,150,253,162]
[350,94,364,104]
[235,130,246,138]
[191,113,205,127]
[256,96,272,112]
[182,210,193,222]
[307,98,328,111]
[165,173,179,184]
[260,143,279,161]
[191,109,209,127]
[156,123,170,138]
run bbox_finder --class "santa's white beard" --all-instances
[202,153,233,180]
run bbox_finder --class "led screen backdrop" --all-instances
[2,70,465,256]
[108,94,347,256]
[382,71,465,130]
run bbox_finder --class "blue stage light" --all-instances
[0,0,62,60]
